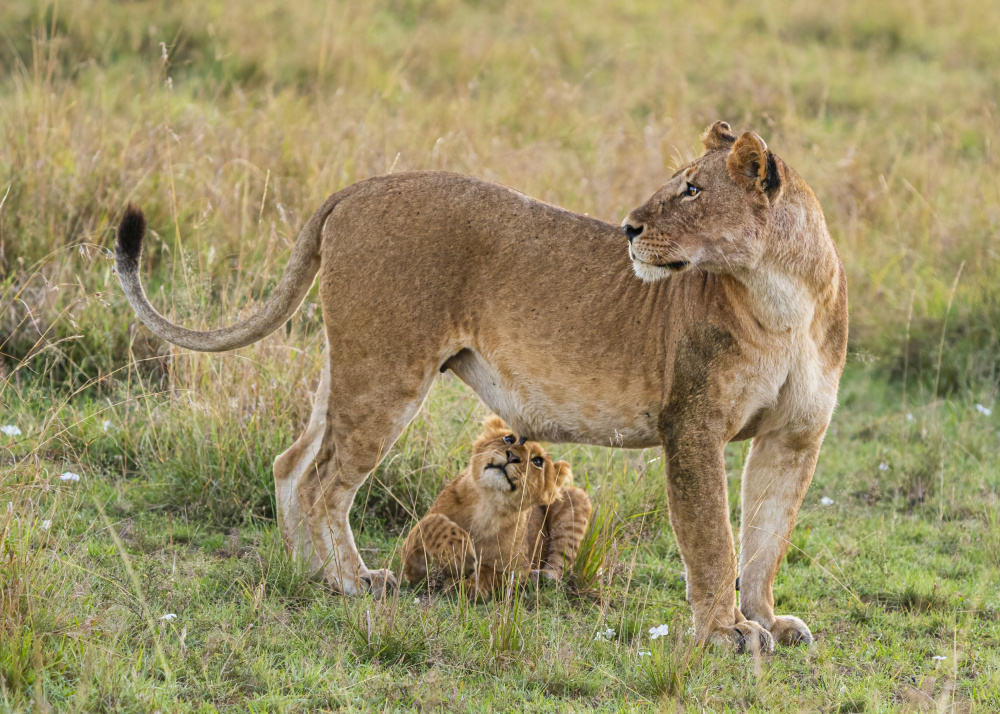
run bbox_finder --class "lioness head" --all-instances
[622,121,787,283]
[470,416,570,509]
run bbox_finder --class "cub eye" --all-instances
[503,434,517,445]
[530,456,545,467]
[684,183,701,198]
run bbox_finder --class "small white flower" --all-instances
[878,462,889,471]
[103,420,113,431]
[41,520,52,531]
[906,413,914,421]
[413,598,420,605]
[60,472,81,482]
[594,627,616,641]
[649,624,670,640]
[638,650,652,657]
[820,496,835,506]
[931,655,947,661]
[975,404,992,416]
[159,613,178,621]
[1,425,21,437]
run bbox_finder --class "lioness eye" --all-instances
[503,435,516,445]
[685,183,701,197]
[531,456,544,467]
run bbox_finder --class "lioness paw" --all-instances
[733,620,775,654]
[360,569,398,598]
[769,615,814,646]
[708,620,775,654]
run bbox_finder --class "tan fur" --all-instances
[117,122,847,651]
[400,417,578,597]
[525,480,592,581]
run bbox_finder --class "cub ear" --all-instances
[481,415,509,437]
[553,460,573,488]
[726,131,784,203]
[700,120,737,152]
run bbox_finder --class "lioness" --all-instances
[400,416,589,597]
[116,121,847,652]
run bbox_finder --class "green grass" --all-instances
[4,368,999,711]
[3,0,1000,710]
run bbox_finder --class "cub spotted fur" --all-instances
[401,417,591,597]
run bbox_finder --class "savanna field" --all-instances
[2,0,1000,710]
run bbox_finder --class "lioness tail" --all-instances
[115,192,343,352]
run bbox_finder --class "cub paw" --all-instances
[769,615,814,646]
[708,620,775,654]
[360,569,398,598]
[462,576,489,600]
[529,569,559,586]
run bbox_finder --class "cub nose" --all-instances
[623,222,644,242]
[506,450,521,464]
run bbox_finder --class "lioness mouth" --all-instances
[657,260,690,271]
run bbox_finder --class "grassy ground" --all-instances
[2,0,999,710]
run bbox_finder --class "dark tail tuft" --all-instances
[116,202,146,273]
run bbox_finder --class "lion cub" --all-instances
[401,416,592,597]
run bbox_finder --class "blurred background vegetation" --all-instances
[2,0,999,391]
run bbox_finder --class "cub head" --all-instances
[470,416,571,509]
[621,121,788,283]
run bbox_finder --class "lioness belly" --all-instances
[445,348,661,448]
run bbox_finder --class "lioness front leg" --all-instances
[663,432,774,654]
[739,429,825,646]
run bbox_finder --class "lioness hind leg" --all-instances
[739,431,824,646]
[274,357,331,576]
[299,361,438,597]
[401,513,477,586]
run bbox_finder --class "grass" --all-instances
[2,0,999,710]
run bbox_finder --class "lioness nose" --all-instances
[506,450,521,464]
[623,222,644,242]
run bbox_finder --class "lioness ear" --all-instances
[727,131,784,203]
[701,121,737,152]
[481,415,508,437]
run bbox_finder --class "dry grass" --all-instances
[2,0,1000,710]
